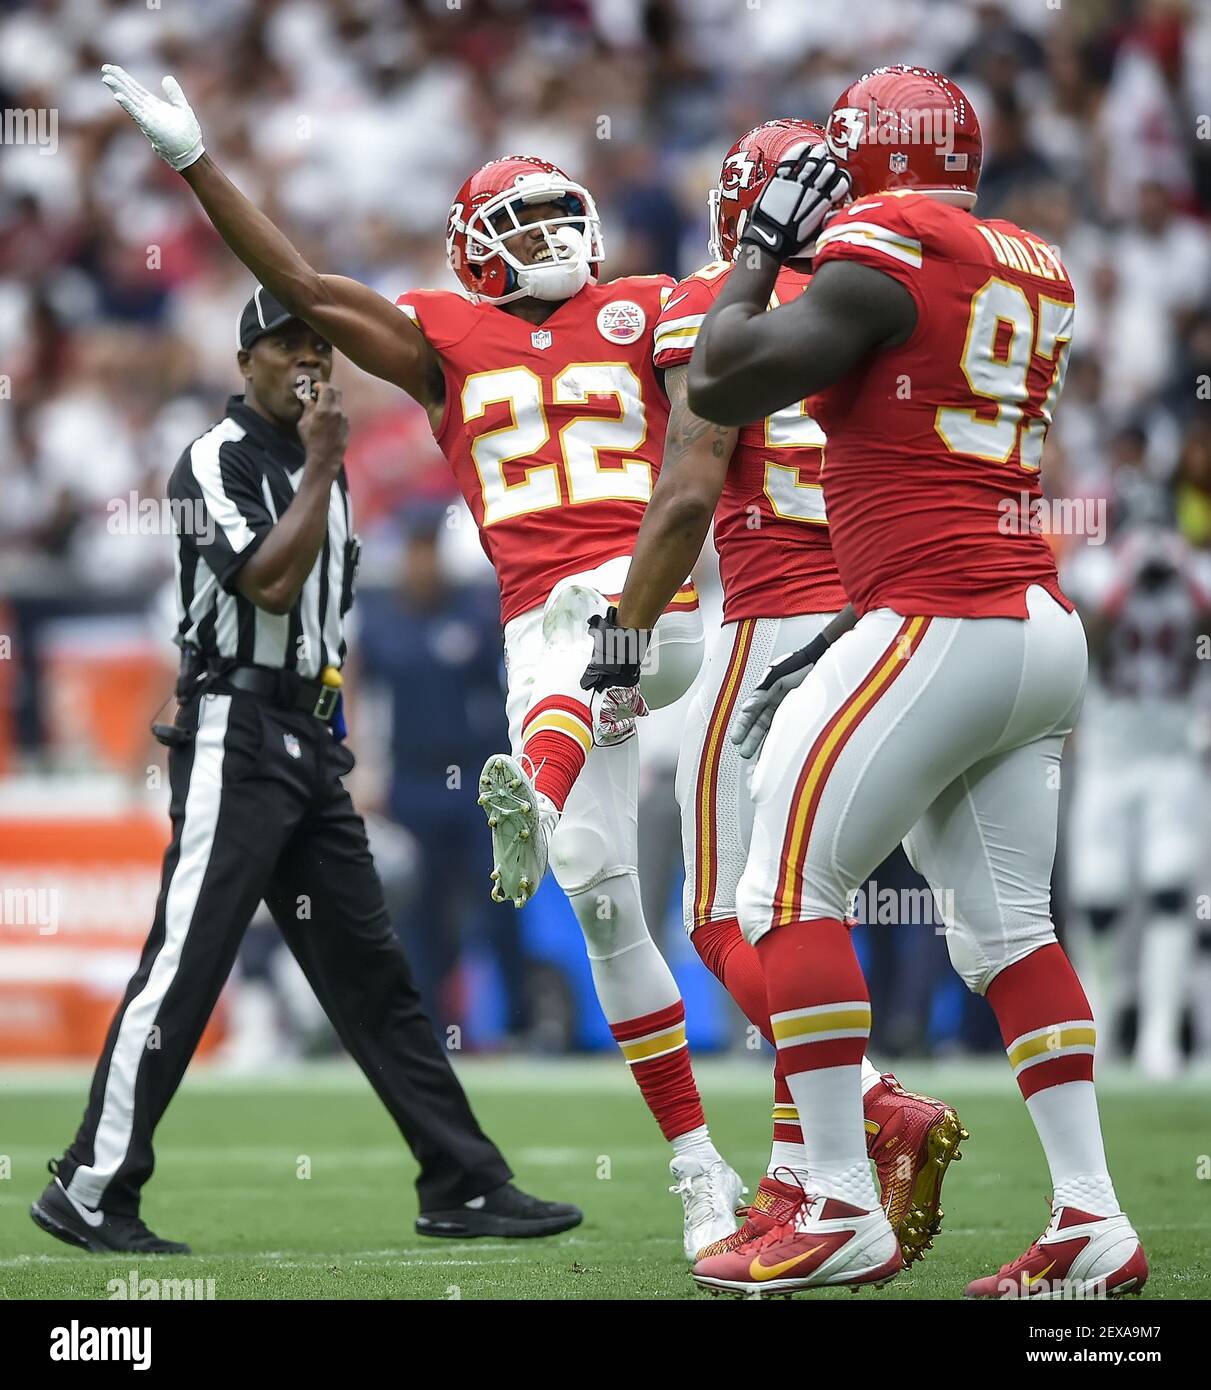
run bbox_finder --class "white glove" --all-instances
[591,684,650,747]
[100,64,204,172]
[729,631,831,761]
[740,142,850,262]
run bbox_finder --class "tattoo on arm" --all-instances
[612,366,734,629]
[663,366,734,469]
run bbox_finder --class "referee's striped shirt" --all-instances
[168,395,356,678]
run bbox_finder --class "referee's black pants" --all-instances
[56,687,511,1217]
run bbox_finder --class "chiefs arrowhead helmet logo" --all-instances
[825,106,868,161]
[718,150,758,199]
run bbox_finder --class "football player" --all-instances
[1065,506,1211,1078]
[582,119,967,1267]
[99,65,742,1257]
[656,66,1144,1296]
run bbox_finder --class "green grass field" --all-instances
[1,1058,1206,1300]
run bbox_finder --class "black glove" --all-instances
[756,632,831,692]
[740,142,851,263]
[580,606,650,692]
[729,630,832,760]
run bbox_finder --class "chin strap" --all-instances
[519,260,591,302]
[517,226,592,302]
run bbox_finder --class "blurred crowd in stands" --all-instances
[1,0,1209,1065]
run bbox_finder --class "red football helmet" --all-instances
[823,66,982,205]
[708,119,827,262]
[445,155,604,305]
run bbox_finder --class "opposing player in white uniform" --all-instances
[1066,514,1211,1077]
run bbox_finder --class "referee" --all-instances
[30,287,580,1254]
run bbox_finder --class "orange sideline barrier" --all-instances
[0,813,225,1059]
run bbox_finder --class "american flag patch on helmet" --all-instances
[944,153,969,171]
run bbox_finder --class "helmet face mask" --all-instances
[447,160,605,305]
[708,119,829,263]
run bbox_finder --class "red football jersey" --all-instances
[811,191,1075,619]
[397,275,680,623]
[652,262,847,622]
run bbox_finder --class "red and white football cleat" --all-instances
[964,1206,1148,1300]
[865,1071,967,1265]
[691,1192,902,1296]
[694,1173,804,1260]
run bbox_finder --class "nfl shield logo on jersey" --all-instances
[597,299,645,344]
[283,733,302,759]
[531,328,553,350]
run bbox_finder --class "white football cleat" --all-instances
[669,1155,745,1262]
[964,1205,1148,1299]
[478,753,558,908]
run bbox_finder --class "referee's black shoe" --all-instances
[30,1163,191,1255]
[416,1182,582,1239]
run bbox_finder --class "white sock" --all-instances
[671,1124,719,1163]
[769,1058,874,1183]
[785,1063,879,1209]
[767,1140,809,1185]
[1026,1081,1119,1217]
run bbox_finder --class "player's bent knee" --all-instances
[737,867,851,948]
[549,820,621,897]
[948,921,1058,995]
[943,924,992,993]
[641,621,705,710]
[736,868,775,947]
[542,579,607,652]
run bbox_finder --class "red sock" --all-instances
[757,918,870,1073]
[986,943,1096,1100]
[772,1059,802,1147]
[609,1000,705,1142]
[519,694,592,811]
[693,917,772,1043]
[693,920,804,1150]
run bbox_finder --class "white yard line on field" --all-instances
[3,1145,662,1167]
[0,1242,561,1269]
[1,1056,1205,1097]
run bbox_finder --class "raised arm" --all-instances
[101,66,442,408]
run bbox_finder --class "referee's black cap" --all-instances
[238,285,301,350]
